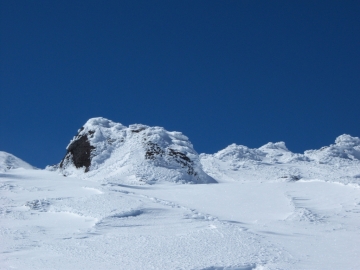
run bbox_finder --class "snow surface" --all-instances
[1,120,360,269]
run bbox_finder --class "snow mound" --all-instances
[0,151,34,172]
[305,134,360,164]
[52,117,216,184]
[259,141,310,163]
[210,141,308,165]
[213,144,265,162]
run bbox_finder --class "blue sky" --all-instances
[1,1,359,168]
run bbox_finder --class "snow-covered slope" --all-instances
[0,151,34,172]
[51,117,215,184]
[200,134,360,185]
[1,126,360,269]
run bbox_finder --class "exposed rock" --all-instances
[60,133,95,172]
[168,148,197,176]
[144,141,164,160]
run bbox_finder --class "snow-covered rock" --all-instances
[0,151,34,172]
[305,134,360,164]
[53,117,216,184]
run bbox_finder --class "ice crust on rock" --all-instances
[0,151,34,172]
[56,117,216,184]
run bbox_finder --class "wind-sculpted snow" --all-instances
[201,134,360,186]
[212,144,265,162]
[54,117,215,184]
[305,134,360,164]
[2,168,360,269]
[0,151,34,172]
[211,142,309,165]
[2,131,360,269]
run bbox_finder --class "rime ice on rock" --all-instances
[56,117,216,184]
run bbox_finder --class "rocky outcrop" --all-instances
[53,117,216,184]
[59,132,95,172]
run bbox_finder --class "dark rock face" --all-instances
[60,133,95,172]
[145,141,164,160]
[168,148,197,176]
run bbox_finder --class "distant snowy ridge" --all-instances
[4,116,358,185]
[49,117,359,185]
[200,134,360,185]
[305,134,360,164]
[51,117,216,184]
[208,141,310,164]
[0,151,34,172]
[202,134,360,165]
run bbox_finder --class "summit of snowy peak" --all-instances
[54,118,215,184]
[334,134,360,147]
[305,134,360,163]
[83,117,124,128]
[76,117,126,138]
[259,141,289,151]
[259,142,309,163]
[213,144,265,162]
[0,151,35,172]
[208,141,308,164]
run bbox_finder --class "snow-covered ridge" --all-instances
[206,141,309,165]
[200,134,360,186]
[49,117,358,185]
[53,117,216,184]
[203,134,360,165]
[0,151,34,172]
[305,134,360,163]
[2,122,360,269]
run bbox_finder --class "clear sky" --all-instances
[1,1,359,168]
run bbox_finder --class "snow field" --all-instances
[1,166,360,269]
[1,119,360,269]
